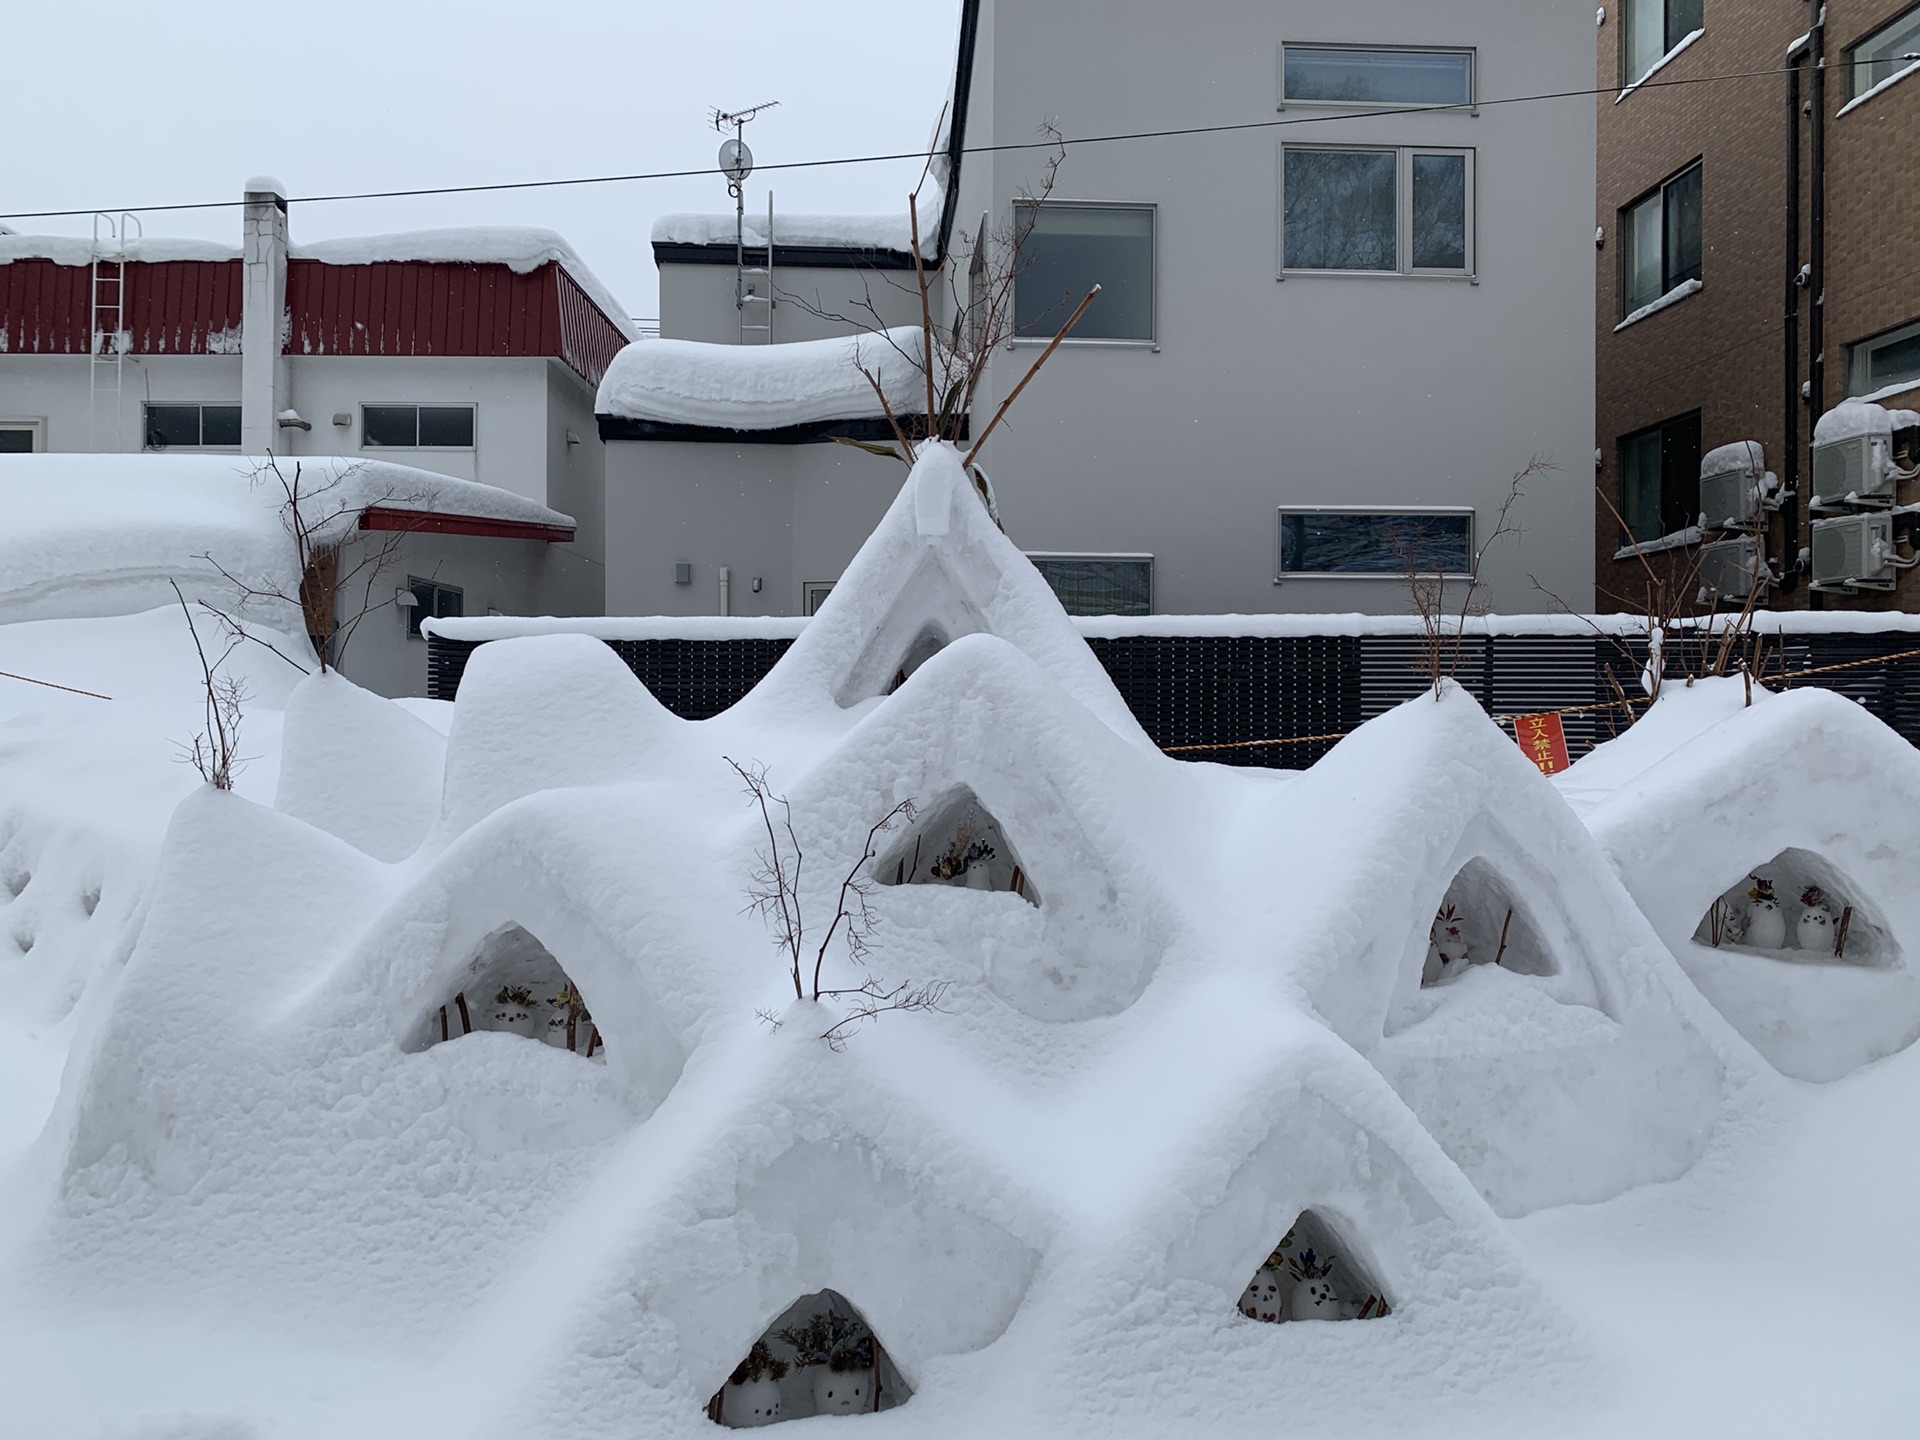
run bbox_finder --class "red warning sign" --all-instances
[1510,712,1570,775]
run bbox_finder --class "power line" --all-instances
[0,58,1901,223]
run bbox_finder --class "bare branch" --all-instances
[811,798,917,997]
[818,978,952,1051]
[170,579,244,790]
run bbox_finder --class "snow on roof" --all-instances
[0,452,573,627]
[651,212,918,254]
[1814,398,1920,446]
[596,325,925,429]
[0,234,242,266]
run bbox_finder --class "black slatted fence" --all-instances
[427,627,1920,767]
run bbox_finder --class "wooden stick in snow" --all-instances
[1493,909,1513,968]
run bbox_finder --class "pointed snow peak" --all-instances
[909,439,967,536]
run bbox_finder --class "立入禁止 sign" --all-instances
[1510,712,1570,775]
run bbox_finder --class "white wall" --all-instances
[944,0,1596,614]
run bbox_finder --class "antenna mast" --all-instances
[713,101,780,344]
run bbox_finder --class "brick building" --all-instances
[1595,0,1919,611]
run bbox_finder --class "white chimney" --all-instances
[240,175,291,455]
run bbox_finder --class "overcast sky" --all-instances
[5,0,962,322]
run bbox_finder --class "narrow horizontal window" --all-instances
[1026,555,1153,616]
[1849,5,1920,100]
[363,403,476,449]
[1013,203,1155,342]
[1283,46,1473,106]
[0,426,38,454]
[143,403,240,450]
[1278,510,1472,575]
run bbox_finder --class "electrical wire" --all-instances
[0,57,1903,223]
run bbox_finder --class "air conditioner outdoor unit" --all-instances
[1810,512,1897,590]
[1810,401,1920,506]
[1698,440,1766,530]
[1697,536,1766,602]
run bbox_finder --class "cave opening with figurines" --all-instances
[404,922,603,1057]
[1693,848,1893,966]
[1236,1210,1391,1325]
[873,786,1040,905]
[1420,858,1555,987]
[707,1289,911,1427]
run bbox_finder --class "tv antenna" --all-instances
[710,101,781,344]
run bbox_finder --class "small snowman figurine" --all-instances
[1238,1261,1289,1324]
[1422,904,1472,986]
[721,1343,787,1429]
[1796,885,1836,953]
[1743,877,1787,950]
[489,985,540,1039]
[1288,1250,1342,1322]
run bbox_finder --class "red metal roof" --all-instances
[0,257,626,385]
[359,506,576,543]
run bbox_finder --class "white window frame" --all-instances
[1278,145,1476,278]
[1025,552,1155,616]
[1009,200,1158,347]
[803,581,836,616]
[0,418,47,453]
[1276,504,1475,580]
[1847,317,1920,402]
[1276,43,1477,112]
[1844,5,1920,107]
[360,402,478,452]
[142,402,242,452]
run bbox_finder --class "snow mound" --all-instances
[596,327,925,430]
[1578,680,1920,1081]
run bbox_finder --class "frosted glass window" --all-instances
[1028,556,1153,616]
[1284,150,1397,271]
[1282,47,1473,106]
[1279,511,1472,575]
[1013,204,1154,341]
[1850,6,1920,99]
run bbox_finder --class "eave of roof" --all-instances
[358,507,576,543]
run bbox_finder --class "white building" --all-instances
[0,180,634,693]
[603,0,1597,618]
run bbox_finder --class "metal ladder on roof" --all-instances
[88,211,139,451]
[738,193,774,345]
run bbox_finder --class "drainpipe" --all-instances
[240,176,291,456]
[1807,9,1829,607]
[719,565,731,617]
[1783,33,1805,592]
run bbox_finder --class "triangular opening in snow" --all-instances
[708,1288,911,1426]
[874,786,1040,905]
[1693,848,1894,967]
[834,553,989,707]
[1235,1210,1391,1325]
[1421,857,1557,987]
[405,922,603,1058]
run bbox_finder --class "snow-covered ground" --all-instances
[1,446,1917,1439]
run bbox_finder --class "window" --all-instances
[1849,318,1920,399]
[144,403,241,450]
[1618,411,1702,544]
[803,581,836,616]
[0,421,43,453]
[362,404,476,449]
[1281,46,1474,106]
[1621,0,1703,86]
[406,577,463,638]
[1012,203,1154,342]
[1619,161,1702,316]
[1849,5,1920,100]
[1282,148,1473,274]
[1026,554,1153,616]
[1278,509,1473,576]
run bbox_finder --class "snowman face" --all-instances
[818,1376,866,1412]
[1238,1268,1287,1323]
[1292,1277,1338,1319]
